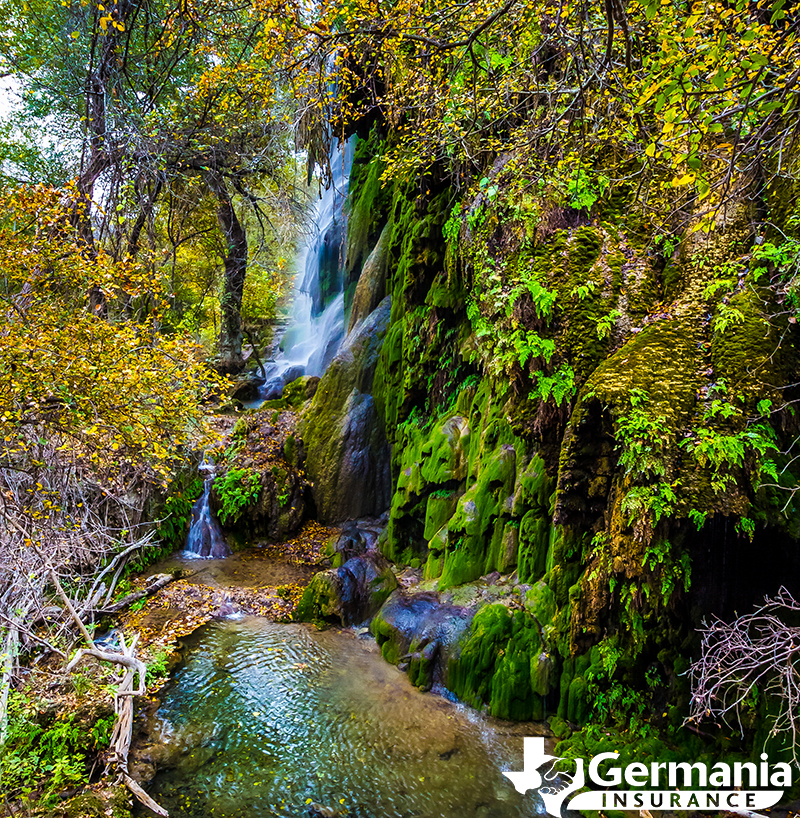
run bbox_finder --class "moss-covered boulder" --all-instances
[295,551,398,626]
[370,590,474,688]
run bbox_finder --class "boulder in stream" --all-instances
[295,551,398,626]
[370,591,474,691]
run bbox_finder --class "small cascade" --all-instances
[258,137,356,400]
[185,461,230,559]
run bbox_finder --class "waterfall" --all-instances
[258,137,356,400]
[185,461,230,559]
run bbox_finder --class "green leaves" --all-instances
[531,364,576,406]
[216,467,261,525]
[615,389,671,480]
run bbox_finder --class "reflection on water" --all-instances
[144,617,545,818]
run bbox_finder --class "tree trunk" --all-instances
[73,0,133,319]
[207,170,247,373]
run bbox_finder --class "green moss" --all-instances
[548,715,572,740]
[448,604,543,720]
[439,444,515,588]
[387,182,450,324]
[711,285,782,387]
[517,509,550,583]
[425,270,465,310]
[282,376,316,409]
[581,316,700,430]
[512,454,554,516]
[423,550,444,580]
[371,606,406,664]
[525,581,557,629]
[373,320,404,441]
[448,603,513,709]
[551,226,614,381]
[49,787,131,818]
[346,133,391,282]
[567,675,591,724]
[407,640,438,690]
[625,262,660,319]
[424,492,459,539]
[490,611,540,720]
[294,572,341,623]
[607,250,625,292]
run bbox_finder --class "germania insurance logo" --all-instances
[504,737,792,817]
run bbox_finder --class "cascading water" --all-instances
[258,137,356,400]
[184,460,230,559]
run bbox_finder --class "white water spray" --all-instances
[184,460,230,559]
[259,137,355,399]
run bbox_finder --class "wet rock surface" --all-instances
[371,590,474,691]
[295,549,398,626]
[300,297,392,522]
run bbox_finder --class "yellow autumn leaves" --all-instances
[0,186,226,487]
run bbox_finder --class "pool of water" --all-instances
[143,616,546,818]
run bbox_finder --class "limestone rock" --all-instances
[300,297,392,522]
[295,551,398,626]
[348,223,390,332]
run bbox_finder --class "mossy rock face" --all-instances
[517,509,550,583]
[711,285,785,386]
[548,715,572,740]
[407,639,439,690]
[566,675,591,724]
[490,612,540,720]
[352,133,800,753]
[425,269,465,310]
[448,603,546,719]
[346,134,391,284]
[525,581,557,632]
[440,444,517,588]
[382,409,472,564]
[301,297,392,522]
[295,552,398,626]
[282,376,319,409]
[372,319,404,438]
[448,603,514,709]
[348,223,390,332]
[531,649,556,698]
[47,787,131,818]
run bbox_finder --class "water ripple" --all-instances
[144,617,543,818]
